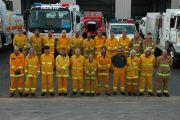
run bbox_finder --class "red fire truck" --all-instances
[82,11,106,38]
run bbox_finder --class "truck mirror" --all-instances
[76,15,80,23]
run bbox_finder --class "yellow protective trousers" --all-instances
[127,79,137,93]
[156,76,169,94]
[139,75,153,93]
[113,67,125,92]
[86,78,96,94]
[24,77,37,93]
[41,74,54,93]
[57,77,68,93]
[72,79,84,93]
[10,77,24,93]
[96,75,110,94]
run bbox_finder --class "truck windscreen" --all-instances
[111,25,135,34]
[28,8,71,33]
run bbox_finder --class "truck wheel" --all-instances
[168,47,180,69]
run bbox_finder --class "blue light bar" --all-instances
[33,2,42,7]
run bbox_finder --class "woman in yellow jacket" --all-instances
[126,49,139,96]
[85,53,97,96]
[56,48,70,96]
[24,48,40,97]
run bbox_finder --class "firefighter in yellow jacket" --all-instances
[94,30,106,56]
[71,30,84,54]
[82,33,95,58]
[139,48,156,96]
[96,46,111,96]
[57,30,71,53]
[24,48,40,97]
[40,46,55,96]
[43,31,55,55]
[142,32,156,54]
[56,48,70,96]
[156,50,172,97]
[13,28,28,54]
[119,30,130,57]
[129,32,142,57]
[30,29,43,58]
[9,47,25,97]
[85,53,97,96]
[105,31,119,57]
[71,48,85,96]
[126,49,139,96]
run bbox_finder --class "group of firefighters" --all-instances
[9,28,172,97]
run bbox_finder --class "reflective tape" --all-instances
[10,74,24,77]
[159,64,169,67]
[157,73,170,77]
[98,73,109,76]
[72,77,83,80]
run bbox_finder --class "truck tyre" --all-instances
[168,47,180,69]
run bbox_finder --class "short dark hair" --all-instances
[44,46,50,50]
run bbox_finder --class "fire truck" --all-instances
[140,9,180,68]
[82,11,106,38]
[0,0,25,48]
[28,3,81,40]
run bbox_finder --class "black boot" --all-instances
[72,92,77,96]
[19,92,23,97]
[80,92,84,96]
[63,93,67,96]
[86,93,90,96]
[148,92,154,96]
[58,93,63,96]
[96,93,100,96]
[163,93,169,97]
[50,93,55,96]
[106,93,110,96]
[91,93,95,96]
[9,93,15,97]
[139,93,144,96]
[157,93,162,97]
[133,93,137,96]
[128,92,132,96]
[113,92,117,95]
[31,93,36,97]
[41,92,46,96]
[121,92,126,96]
[24,93,29,97]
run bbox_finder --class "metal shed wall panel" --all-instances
[115,0,131,19]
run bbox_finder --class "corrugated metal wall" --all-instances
[115,0,131,19]
[11,0,21,12]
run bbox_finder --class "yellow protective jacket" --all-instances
[105,37,119,57]
[9,53,25,77]
[30,35,43,55]
[57,35,71,52]
[129,38,142,56]
[97,54,111,76]
[85,59,97,80]
[119,37,130,55]
[94,35,106,55]
[156,55,172,78]
[126,56,139,79]
[13,34,28,50]
[43,36,55,55]
[142,39,156,54]
[140,54,155,76]
[82,38,95,57]
[71,35,83,49]
[70,55,85,80]
[40,54,54,75]
[25,55,40,78]
[56,55,70,78]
